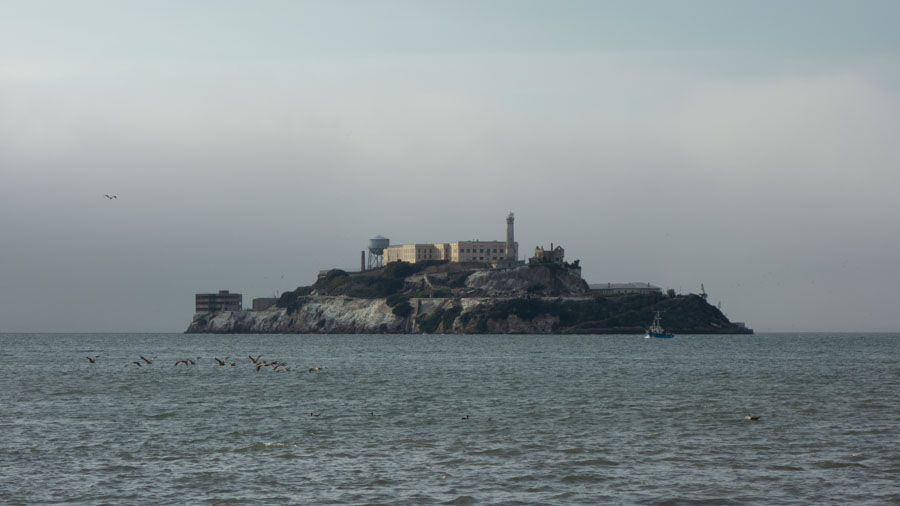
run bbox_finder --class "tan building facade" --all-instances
[382,213,519,266]
[384,240,518,265]
[532,243,565,264]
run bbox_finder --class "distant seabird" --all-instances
[139,355,156,365]
[125,361,142,367]
[104,194,117,199]
[745,415,761,421]
[86,355,99,363]
[310,412,321,417]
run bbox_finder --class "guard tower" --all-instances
[367,235,390,269]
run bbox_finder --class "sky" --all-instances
[2,0,899,333]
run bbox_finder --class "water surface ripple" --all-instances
[1,333,897,504]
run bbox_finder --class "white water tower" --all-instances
[367,235,390,269]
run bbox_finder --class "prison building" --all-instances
[381,213,519,265]
[195,290,242,312]
[383,240,518,264]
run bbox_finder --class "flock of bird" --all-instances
[85,354,325,373]
[86,353,760,422]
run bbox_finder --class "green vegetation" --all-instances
[306,261,456,299]
[384,260,448,279]
[392,301,413,317]
[454,292,735,333]
[416,305,462,333]
[276,289,309,315]
[488,298,545,321]
[311,268,404,298]
[385,292,410,308]
[526,283,546,294]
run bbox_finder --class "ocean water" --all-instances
[0,332,898,505]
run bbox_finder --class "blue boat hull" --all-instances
[645,332,675,339]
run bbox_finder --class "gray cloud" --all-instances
[1,51,898,332]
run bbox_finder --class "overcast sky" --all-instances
[2,0,899,332]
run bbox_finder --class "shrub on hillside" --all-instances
[392,301,413,317]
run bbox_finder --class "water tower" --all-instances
[367,235,390,269]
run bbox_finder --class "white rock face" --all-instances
[465,265,588,296]
[187,297,407,333]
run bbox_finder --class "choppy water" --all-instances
[1,333,898,504]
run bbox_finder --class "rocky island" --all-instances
[186,261,752,335]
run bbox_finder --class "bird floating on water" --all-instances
[745,415,760,421]
[86,355,99,364]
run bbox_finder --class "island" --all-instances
[186,261,752,335]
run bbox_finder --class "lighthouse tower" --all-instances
[506,212,516,264]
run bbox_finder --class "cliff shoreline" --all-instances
[187,262,752,335]
[186,295,752,335]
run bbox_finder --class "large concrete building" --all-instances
[383,213,519,266]
[195,290,242,312]
[589,283,661,295]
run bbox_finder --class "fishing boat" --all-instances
[645,311,675,339]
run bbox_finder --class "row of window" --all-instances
[459,248,504,254]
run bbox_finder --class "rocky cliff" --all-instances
[186,262,751,334]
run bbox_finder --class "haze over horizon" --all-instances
[2,1,899,333]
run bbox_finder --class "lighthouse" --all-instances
[506,212,516,263]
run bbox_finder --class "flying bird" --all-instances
[104,194,117,199]
[86,355,99,363]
